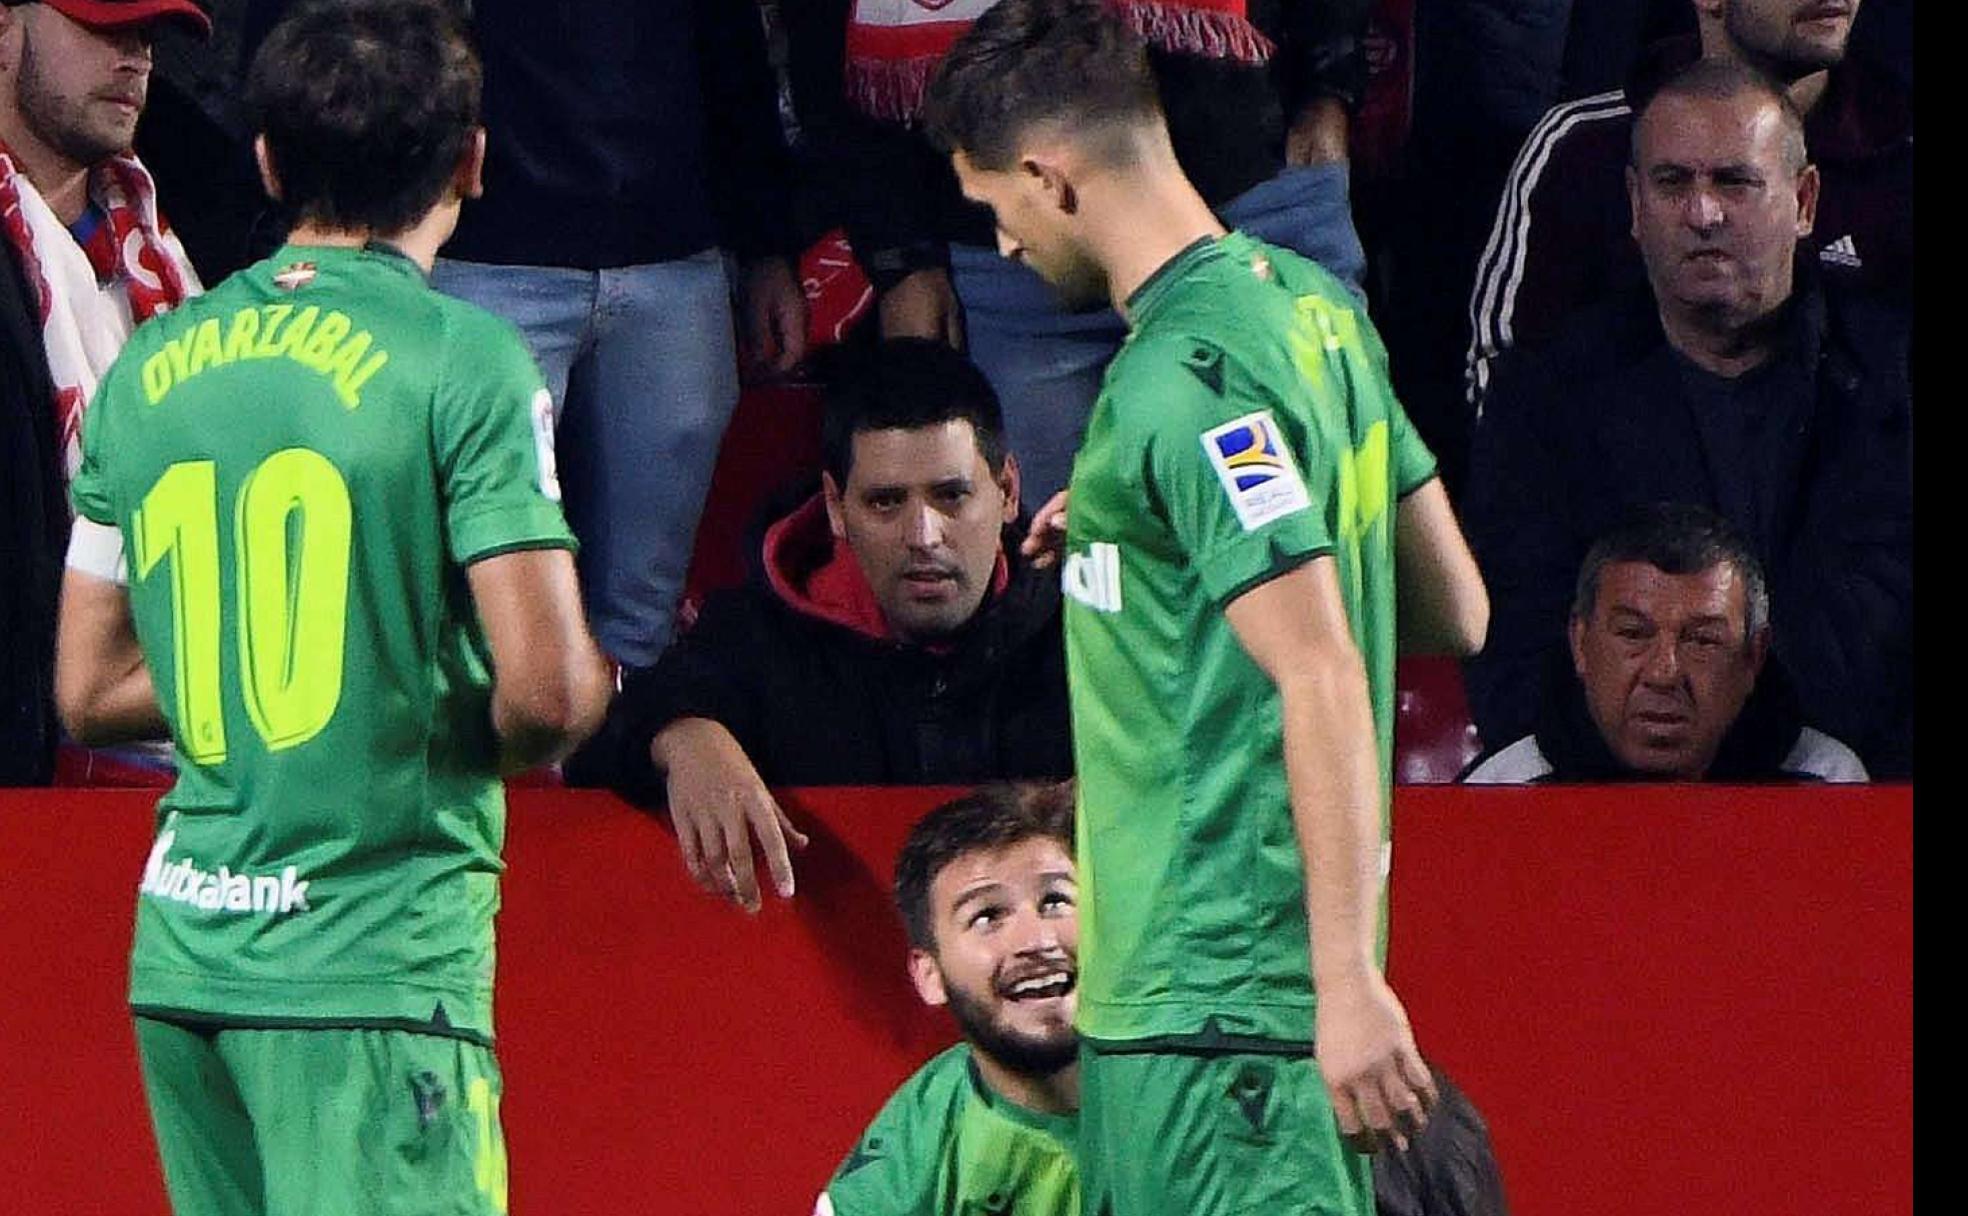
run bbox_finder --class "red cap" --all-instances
[29,0,212,38]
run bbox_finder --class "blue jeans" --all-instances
[953,163,1364,510]
[432,251,739,666]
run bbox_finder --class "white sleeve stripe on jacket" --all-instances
[1465,90,1633,413]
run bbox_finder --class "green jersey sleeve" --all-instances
[70,373,123,527]
[1390,393,1438,499]
[1132,337,1333,608]
[431,307,575,564]
[819,1064,944,1216]
[1349,302,1437,498]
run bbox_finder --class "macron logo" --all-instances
[140,821,312,915]
[1063,542,1123,614]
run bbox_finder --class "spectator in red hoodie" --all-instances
[601,338,1071,912]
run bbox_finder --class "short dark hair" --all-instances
[1630,57,1809,176]
[1571,503,1770,642]
[821,337,1009,486]
[1372,1067,1512,1216]
[894,782,1075,952]
[246,0,481,234]
[921,0,1160,170]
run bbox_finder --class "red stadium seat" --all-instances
[1392,655,1482,783]
[678,231,871,619]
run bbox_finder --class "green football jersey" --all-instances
[819,1044,1078,1216]
[1062,232,1437,1048]
[71,243,574,1042]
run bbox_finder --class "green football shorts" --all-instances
[135,1016,509,1215]
[1077,1041,1373,1216]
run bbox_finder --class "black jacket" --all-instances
[603,492,1071,800]
[782,0,1368,291]
[1463,258,1912,776]
[1464,650,1863,784]
[438,0,795,269]
[1,242,66,785]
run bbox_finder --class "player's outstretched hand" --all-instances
[1314,972,1438,1155]
[1020,490,1069,570]
[656,719,810,914]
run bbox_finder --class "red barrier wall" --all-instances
[0,786,1910,1215]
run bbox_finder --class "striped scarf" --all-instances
[0,140,198,482]
[845,0,1272,124]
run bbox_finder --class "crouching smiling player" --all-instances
[819,783,1081,1216]
[54,2,612,1212]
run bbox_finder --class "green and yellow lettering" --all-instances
[253,304,294,358]
[142,350,173,405]
[273,305,319,358]
[338,349,389,408]
[222,307,260,363]
[163,331,194,383]
[185,317,225,377]
[298,311,352,371]
[324,332,375,408]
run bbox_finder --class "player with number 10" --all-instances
[54,2,612,1212]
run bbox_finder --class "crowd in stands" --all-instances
[2,0,1914,793]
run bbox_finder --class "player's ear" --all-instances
[1023,157,1077,218]
[907,948,948,1008]
[253,135,285,203]
[996,453,1021,525]
[822,472,849,541]
[455,127,487,201]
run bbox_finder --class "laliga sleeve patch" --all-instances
[530,387,563,502]
[1200,410,1311,531]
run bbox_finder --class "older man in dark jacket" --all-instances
[601,339,1070,911]
[1463,59,1911,776]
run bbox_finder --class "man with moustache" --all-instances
[1465,59,1911,776]
[817,783,1081,1216]
[1466,0,1912,408]
[2,0,206,783]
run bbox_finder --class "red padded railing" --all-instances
[0,785,1909,1215]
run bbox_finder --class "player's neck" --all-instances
[1093,168,1225,320]
[973,1050,1078,1116]
[283,199,460,274]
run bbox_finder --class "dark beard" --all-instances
[944,978,1078,1079]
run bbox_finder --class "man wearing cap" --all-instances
[2,0,206,784]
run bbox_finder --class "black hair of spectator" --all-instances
[1372,1067,1512,1216]
[1628,56,1808,175]
[1571,503,1770,644]
[894,782,1075,952]
[245,0,481,235]
[920,0,1159,170]
[821,337,1010,486]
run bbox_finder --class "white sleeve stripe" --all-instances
[1465,92,1633,413]
[1468,90,1633,342]
[65,517,129,585]
[1468,90,1631,322]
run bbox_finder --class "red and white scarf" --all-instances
[845,0,1273,124]
[0,140,199,482]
